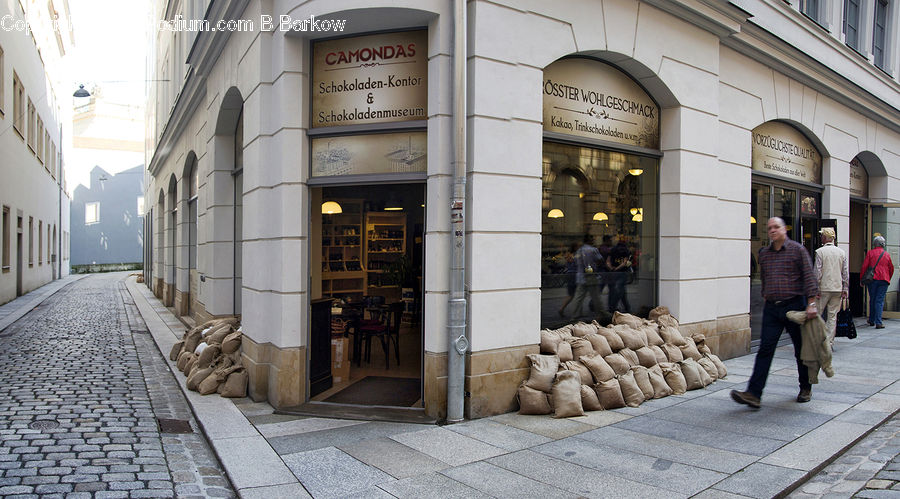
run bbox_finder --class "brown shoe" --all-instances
[731,390,761,408]
[797,388,811,403]
[876,324,885,329]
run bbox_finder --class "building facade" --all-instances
[0,0,72,306]
[71,165,144,267]
[145,0,900,420]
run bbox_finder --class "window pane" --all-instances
[874,0,887,68]
[541,142,657,328]
[85,202,100,225]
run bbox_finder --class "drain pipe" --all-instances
[446,0,468,424]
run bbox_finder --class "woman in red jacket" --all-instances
[861,235,894,328]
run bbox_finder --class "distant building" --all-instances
[71,166,144,267]
[0,0,72,305]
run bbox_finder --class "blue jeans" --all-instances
[868,280,889,326]
[747,296,811,398]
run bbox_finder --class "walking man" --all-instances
[732,217,818,408]
[815,227,848,348]
[566,234,604,319]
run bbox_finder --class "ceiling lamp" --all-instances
[750,216,757,224]
[632,208,643,222]
[321,201,342,214]
[547,209,564,218]
[384,193,403,211]
[630,207,639,216]
[592,212,608,221]
[628,168,643,176]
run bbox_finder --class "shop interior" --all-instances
[309,184,425,408]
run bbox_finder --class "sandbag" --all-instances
[695,359,714,386]
[518,382,552,414]
[630,365,655,399]
[580,384,603,412]
[593,379,625,409]
[540,329,564,355]
[197,344,221,369]
[656,314,680,329]
[659,326,687,346]
[697,356,719,382]
[525,354,560,393]
[635,347,658,368]
[198,372,221,395]
[169,341,184,361]
[604,353,631,375]
[595,326,625,351]
[206,326,232,346]
[706,353,727,378]
[618,348,640,367]
[571,322,597,338]
[581,354,616,383]
[202,322,231,340]
[661,343,684,362]
[660,362,687,395]
[642,326,665,347]
[612,325,646,350]
[184,354,198,374]
[648,306,670,322]
[649,345,668,364]
[562,361,593,386]
[569,338,595,359]
[183,331,203,355]
[557,341,574,362]
[583,333,613,357]
[186,366,215,391]
[679,358,705,390]
[551,371,585,418]
[612,311,643,328]
[648,365,673,398]
[177,351,192,372]
[220,369,248,398]
[679,337,702,361]
[618,370,645,407]
[221,331,243,354]
[194,342,209,355]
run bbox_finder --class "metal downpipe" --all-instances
[446,0,467,424]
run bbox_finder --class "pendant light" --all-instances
[592,212,608,221]
[321,201,343,214]
[628,168,643,176]
[547,209,564,218]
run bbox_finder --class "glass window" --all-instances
[873,0,888,69]
[1,206,9,271]
[541,141,657,328]
[137,196,145,215]
[13,72,23,138]
[844,0,861,50]
[85,202,100,225]
[800,0,820,23]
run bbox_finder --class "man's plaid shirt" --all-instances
[758,239,818,302]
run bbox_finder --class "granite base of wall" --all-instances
[241,335,304,408]
[677,314,750,360]
[174,290,189,317]
[153,278,164,300]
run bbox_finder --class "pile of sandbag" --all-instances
[518,308,728,417]
[169,317,248,398]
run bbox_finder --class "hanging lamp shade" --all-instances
[592,212,608,221]
[750,216,757,224]
[628,168,643,176]
[632,208,643,222]
[321,201,343,214]
[547,209,564,218]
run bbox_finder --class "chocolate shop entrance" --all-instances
[309,184,424,409]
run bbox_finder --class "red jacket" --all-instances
[861,248,894,283]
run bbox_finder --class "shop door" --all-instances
[750,183,771,343]
[848,201,868,315]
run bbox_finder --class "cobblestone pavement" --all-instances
[0,273,234,498]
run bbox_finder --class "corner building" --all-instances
[145,0,900,420]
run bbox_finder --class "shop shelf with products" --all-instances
[322,200,365,301]
[365,212,407,302]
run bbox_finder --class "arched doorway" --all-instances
[213,86,244,317]
[182,153,199,317]
[166,175,178,307]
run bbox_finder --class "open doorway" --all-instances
[309,183,425,409]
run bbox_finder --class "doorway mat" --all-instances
[323,376,421,407]
[276,402,436,425]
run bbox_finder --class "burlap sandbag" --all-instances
[551,371,585,418]
[635,347,658,368]
[221,331,243,354]
[177,351,192,371]
[696,359,714,386]
[583,333,613,357]
[198,371,221,395]
[517,382,552,415]
[580,384,603,411]
[197,344,221,369]
[206,326,232,346]
[697,356,719,382]
[202,322,231,340]
[525,354,560,392]
[581,354,616,383]
[642,326,665,347]
[648,306,670,322]
[613,325,646,350]
[604,353,631,375]
[656,314,680,329]
[557,341,574,362]
[661,343,684,362]
[698,343,712,355]
[540,330,564,354]
[595,326,625,351]
[220,369,248,398]
[169,341,184,361]
[183,331,203,355]
[593,379,625,409]
[649,345,668,364]
[660,362,687,395]
[679,337,702,361]
[184,354,198,375]
[612,311,643,328]
[569,338,595,359]
[706,353,727,378]
[562,361,593,385]
[659,326,687,346]
[618,348,640,367]
[648,365,673,398]
[618,370,645,407]
[679,358,705,390]
[571,322,597,338]
[631,366,655,399]
[186,366,215,391]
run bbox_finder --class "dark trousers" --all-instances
[747,296,811,398]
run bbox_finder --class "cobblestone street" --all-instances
[0,273,234,498]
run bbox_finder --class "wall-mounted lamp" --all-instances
[547,209,565,218]
[73,84,90,98]
[321,201,343,214]
[592,212,608,221]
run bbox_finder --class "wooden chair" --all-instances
[361,302,404,369]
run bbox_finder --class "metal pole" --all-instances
[446,0,468,424]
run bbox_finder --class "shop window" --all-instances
[540,142,658,328]
[844,0,861,51]
[873,0,888,69]
[85,202,99,225]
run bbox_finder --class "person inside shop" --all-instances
[606,235,632,313]
[861,235,894,329]
[597,235,614,302]
[732,217,817,409]
[814,227,848,348]
[564,234,604,319]
[557,243,579,318]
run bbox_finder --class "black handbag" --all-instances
[835,300,857,339]
[861,250,886,285]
